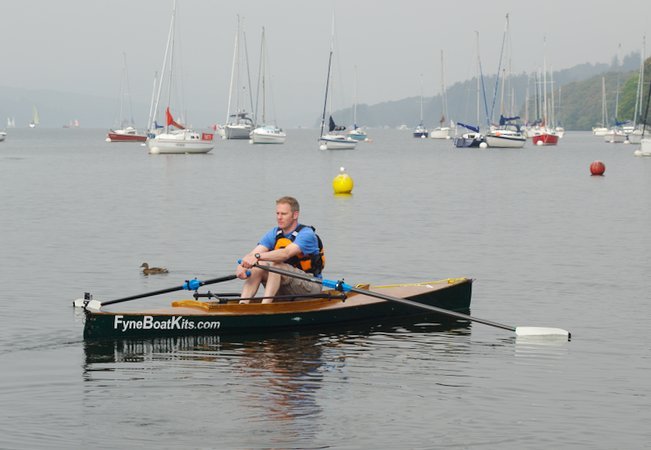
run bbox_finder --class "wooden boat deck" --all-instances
[97,278,469,317]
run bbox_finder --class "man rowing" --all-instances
[237,196,324,303]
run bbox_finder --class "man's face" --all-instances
[276,202,298,230]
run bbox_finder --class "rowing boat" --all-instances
[82,278,473,340]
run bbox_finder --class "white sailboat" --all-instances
[430,50,451,139]
[484,15,526,149]
[29,106,39,128]
[224,16,255,140]
[634,48,651,157]
[347,65,368,142]
[413,75,428,138]
[318,19,356,151]
[146,0,214,154]
[592,77,609,136]
[250,27,285,145]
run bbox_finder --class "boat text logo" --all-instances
[113,315,220,332]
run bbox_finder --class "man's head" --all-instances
[276,196,300,232]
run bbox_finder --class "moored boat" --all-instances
[531,129,559,146]
[250,125,286,144]
[147,128,214,154]
[107,127,148,143]
[81,277,473,340]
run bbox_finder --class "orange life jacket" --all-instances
[274,224,325,275]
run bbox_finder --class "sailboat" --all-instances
[530,52,559,146]
[592,77,609,136]
[107,53,147,143]
[430,50,451,139]
[146,0,214,154]
[347,65,368,142]
[250,28,286,144]
[223,16,255,140]
[454,32,486,149]
[318,20,356,151]
[413,75,428,138]
[625,36,646,145]
[484,15,526,149]
[634,52,651,157]
[29,106,39,128]
[6,117,16,128]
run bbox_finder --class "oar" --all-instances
[73,274,238,311]
[255,264,571,339]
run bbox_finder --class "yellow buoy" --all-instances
[332,166,354,194]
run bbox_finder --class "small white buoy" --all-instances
[319,144,328,151]
[479,142,488,149]
[536,140,543,146]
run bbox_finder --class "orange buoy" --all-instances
[590,160,606,176]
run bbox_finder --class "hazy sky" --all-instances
[2,0,649,127]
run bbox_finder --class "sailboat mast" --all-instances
[242,29,255,124]
[226,16,239,125]
[321,15,335,138]
[419,74,424,125]
[146,71,159,133]
[261,28,266,125]
[440,50,448,125]
[633,36,646,127]
[165,2,176,134]
[320,50,333,137]
[543,38,548,126]
[153,0,176,132]
[614,43,622,123]
[602,77,608,126]
[352,65,358,127]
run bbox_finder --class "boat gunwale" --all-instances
[86,278,472,317]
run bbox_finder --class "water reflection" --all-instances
[82,319,471,444]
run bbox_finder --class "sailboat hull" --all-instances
[430,127,450,139]
[147,131,214,154]
[250,127,286,144]
[485,133,526,148]
[532,133,559,146]
[107,130,147,143]
[223,124,253,140]
[319,135,357,150]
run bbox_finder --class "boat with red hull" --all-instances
[106,128,148,143]
[532,132,559,146]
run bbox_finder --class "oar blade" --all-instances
[85,300,103,311]
[515,326,571,339]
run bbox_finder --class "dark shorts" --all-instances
[271,263,322,296]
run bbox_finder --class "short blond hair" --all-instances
[276,196,300,212]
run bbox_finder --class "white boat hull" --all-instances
[250,127,286,144]
[485,133,526,148]
[147,130,214,154]
[634,138,651,157]
[604,131,626,143]
[430,127,450,139]
[0,131,6,142]
[223,124,253,140]
[319,134,357,150]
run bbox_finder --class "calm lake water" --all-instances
[1,128,650,449]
